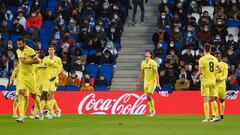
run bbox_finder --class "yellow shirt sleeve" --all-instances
[219,63,228,81]
[10,66,18,81]
[151,60,157,71]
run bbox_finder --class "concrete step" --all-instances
[122,44,153,48]
[112,78,139,82]
[115,70,139,75]
[116,66,139,70]
[122,32,154,38]
[121,39,153,45]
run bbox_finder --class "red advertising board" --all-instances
[0,91,240,114]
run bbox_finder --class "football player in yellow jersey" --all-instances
[16,37,42,123]
[214,51,228,120]
[9,64,19,118]
[46,45,63,118]
[136,50,160,117]
[194,43,222,122]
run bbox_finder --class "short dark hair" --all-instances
[204,43,211,53]
[48,44,56,50]
[214,51,222,56]
[145,50,152,56]
[17,37,25,43]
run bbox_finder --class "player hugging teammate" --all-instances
[10,38,63,123]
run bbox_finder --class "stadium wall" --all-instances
[1,91,240,114]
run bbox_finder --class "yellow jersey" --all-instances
[10,65,19,81]
[45,55,63,81]
[36,57,56,83]
[216,61,228,87]
[17,46,37,78]
[141,59,157,84]
[199,54,219,85]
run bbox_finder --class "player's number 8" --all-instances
[209,62,214,72]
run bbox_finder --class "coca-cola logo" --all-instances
[78,93,147,114]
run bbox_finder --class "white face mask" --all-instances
[159,43,162,48]
[161,15,166,19]
[110,28,115,33]
[70,19,74,23]
[96,26,100,32]
[170,43,174,47]
[114,15,118,20]
[59,15,63,19]
[175,28,179,32]
[7,10,11,14]
[187,33,192,37]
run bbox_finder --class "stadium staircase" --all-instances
[111,0,159,90]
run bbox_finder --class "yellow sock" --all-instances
[33,103,39,115]
[220,102,225,116]
[150,99,155,112]
[53,99,60,112]
[34,96,41,113]
[47,100,54,114]
[19,95,25,118]
[40,101,46,111]
[211,101,219,117]
[211,102,216,116]
[148,101,152,113]
[13,98,18,115]
[204,102,210,120]
[24,97,29,114]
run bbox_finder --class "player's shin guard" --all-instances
[220,102,225,116]
[53,99,60,112]
[147,101,152,113]
[19,95,26,118]
[33,96,41,113]
[204,102,210,120]
[24,97,29,113]
[211,101,219,117]
[47,100,54,114]
[13,98,19,115]
[150,99,155,112]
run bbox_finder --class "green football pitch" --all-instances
[0,115,239,135]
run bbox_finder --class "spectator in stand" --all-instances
[103,41,118,59]
[157,11,171,28]
[58,71,68,87]
[170,26,184,44]
[55,13,66,32]
[152,26,170,47]
[181,48,194,64]
[0,34,7,56]
[26,10,42,29]
[175,74,190,90]
[235,63,240,84]
[4,9,14,22]
[44,10,55,21]
[228,4,240,20]
[67,71,81,88]
[188,0,201,13]
[197,25,212,45]
[59,32,76,48]
[68,17,79,35]
[213,18,228,38]
[17,10,26,29]
[95,74,110,88]
[131,0,147,26]
[11,18,25,35]
[100,50,115,65]
[107,25,121,50]
[80,71,95,91]
[227,67,238,89]
[0,20,10,35]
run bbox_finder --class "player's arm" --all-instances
[216,64,222,73]
[217,64,228,82]
[153,62,160,87]
[9,65,18,86]
[135,69,144,90]
[21,54,40,65]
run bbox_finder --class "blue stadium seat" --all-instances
[232,86,240,91]
[2,34,9,41]
[95,85,108,91]
[99,64,114,74]
[81,49,88,56]
[65,85,79,91]
[70,34,78,42]
[161,41,168,53]
[227,20,240,28]
[0,85,6,91]
[162,86,174,91]
[10,6,18,16]
[102,73,112,82]
[89,49,96,56]
[10,34,21,44]
[48,0,59,8]
[42,21,55,31]
[57,86,65,91]
[86,64,99,79]
[26,39,35,49]
[176,42,183,53]
[7,85,16,91]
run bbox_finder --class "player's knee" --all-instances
[210,97,217,102]
[220,99,224,103]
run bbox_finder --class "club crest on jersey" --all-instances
[225,90,239,100]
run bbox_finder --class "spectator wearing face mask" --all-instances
[26,11,42,29]
[213,19,228,38]
[53,27,62,40]
[67,71,81,88]
[157,11,171,28]
[100,50,115,65]
[80,71,95,91]
[170,26,184,44]
[226,34,237,46]
[11,18,25,35]
[175,74,190,90]
[228,4,240,20]
[55,13,66,31]
[68,17,79,35]
[17,10,26,29]
[103,41,118,57]
[197,25,212,45]
[188,0,201,13]
[107,26,121,50]
[152,26,170,47]
[59,32,76,48]
[95,24,106,41]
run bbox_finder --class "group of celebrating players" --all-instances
[136,43,228,122]
[10,37,62,123]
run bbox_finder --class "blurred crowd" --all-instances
[152,0,240,90]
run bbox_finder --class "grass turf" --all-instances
[0,115,239,135]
